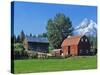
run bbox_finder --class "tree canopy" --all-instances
[20,30,25,42]
[38,33,47,38]
[46,13,73,49]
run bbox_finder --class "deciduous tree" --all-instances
[46,13,73,49]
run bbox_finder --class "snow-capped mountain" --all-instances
[74,18,97,37]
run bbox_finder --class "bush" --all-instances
[14,43,24,51]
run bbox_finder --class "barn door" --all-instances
[68,46,70,55]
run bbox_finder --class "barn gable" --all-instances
[61,36,81,47]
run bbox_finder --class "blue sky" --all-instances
[13,1,97,36]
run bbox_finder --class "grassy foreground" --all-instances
[14,56,97,73]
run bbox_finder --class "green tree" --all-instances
[33,35,36,38]
[46,13,73,49]
[30,33,32,37]
[42,33,47,38]
[38,33,47,38]
[38,34,43,38]
[14,43,24,51]
[20,30,25,43]
[88,33,97,49]
[17,35,21,43]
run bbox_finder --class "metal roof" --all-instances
[25,36,49,43]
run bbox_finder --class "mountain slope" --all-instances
[74,18,97,37]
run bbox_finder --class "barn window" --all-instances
[80,49,82,53]
[86,50,88,53]
[81,38,83,42]
[85,39,87,42]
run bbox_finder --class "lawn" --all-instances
[14,56,97,73]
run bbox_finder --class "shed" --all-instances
[51,49,63,57]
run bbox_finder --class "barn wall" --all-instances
[78,36,91,55]
[62,45,78,56]
[62,46,68,56]
[27,42,49,53]
[70,45,78,56]
[23,39,28,50]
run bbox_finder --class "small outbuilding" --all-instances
[51,49,63,57]
[61,35,91,56]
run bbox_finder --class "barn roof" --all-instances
[61,36,82,47]
[25,36,49,43]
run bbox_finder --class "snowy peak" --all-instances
[75,18,90,29]
[74,18,97,37]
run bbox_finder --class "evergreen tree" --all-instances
[38,33,47,38]
[30,33,32,37]
[46,13,73,49]
[20,30,25,43]
[33,35,36,38]
[42,33,47,38]
[17,35,20,43]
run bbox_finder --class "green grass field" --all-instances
[14,56,97,73]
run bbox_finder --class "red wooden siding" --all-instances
[61,35,91,56]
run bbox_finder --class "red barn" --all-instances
[61,35,91,56]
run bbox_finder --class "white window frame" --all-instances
[80,49,82,53]
[86,50,88,53]
[85,39,87,42]
[81,38,83,42]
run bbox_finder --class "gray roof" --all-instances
[26,36,49,43]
